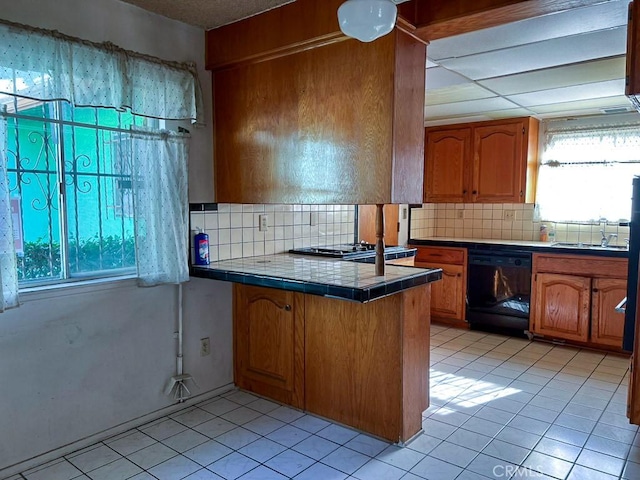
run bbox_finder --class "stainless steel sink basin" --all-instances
[550,242,628,251]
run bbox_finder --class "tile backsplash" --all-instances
[190,204,356,262]
[410,203,630,246]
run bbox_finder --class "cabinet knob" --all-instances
[472,190,477,195]
[457,273,461,277]
[463,189,467,194]
[284,304,292,311]
[592,288,599,293]
[520,190,524,197]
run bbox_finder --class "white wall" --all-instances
[0,0,231,473]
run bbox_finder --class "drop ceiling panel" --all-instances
[506,79,625,107]
[478,57,626,96]
[426,83,496,105]
[425,97,521,118]
[426,0,628,61]
[528,95,633,115]
[437,27,627,81]
[119,0,294,29]
[426,67,473,90]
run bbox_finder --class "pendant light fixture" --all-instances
[337,0,398,43]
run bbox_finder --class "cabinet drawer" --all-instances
[533,253,628,278]
[415,246,466,265]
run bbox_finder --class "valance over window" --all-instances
[0,19,203,123]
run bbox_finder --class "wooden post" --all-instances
[375,204,385,276]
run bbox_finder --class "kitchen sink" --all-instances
[551,242,628,251]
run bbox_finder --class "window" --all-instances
[536,121,640,222]
[2,97,156,287]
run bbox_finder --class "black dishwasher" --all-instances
[466,249,532,335]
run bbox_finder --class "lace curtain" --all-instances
[132,129,189,286]
[0,19,198,303]
[0,118,18,311]
[537,123,640,222]
[0,19,203,123]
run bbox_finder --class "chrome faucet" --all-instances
[600,229,618,247]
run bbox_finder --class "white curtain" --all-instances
[0,117,18,310]
[131,129,189,286]
[0,20,203,123]
[537,123,640,222]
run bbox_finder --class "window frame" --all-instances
[2,98,156,289]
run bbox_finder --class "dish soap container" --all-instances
[194,227,210,265]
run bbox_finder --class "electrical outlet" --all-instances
[310,212,318,226]
[503,210,515,221]
[200,337,210,356]
[402,207,408,220]
[259,214,268,231]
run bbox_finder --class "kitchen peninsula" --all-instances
[192,255,441,443]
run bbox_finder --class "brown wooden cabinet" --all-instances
[358,205,399,246]
[531,253,628,349]
[591,278,628,347]
[532,273,591,343]
[424,117,539,203]
[233,282,431,442]
[414,246,467,327]
[234,284,304,408]
[424,128,469,203]
[208,24,426,205]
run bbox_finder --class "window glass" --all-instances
[537,123,640,222]
[3,100,152,287]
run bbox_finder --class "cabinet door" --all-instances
[417,262,465,322]
[532,273,591,342]
[473,122,525,203]
[234,285,303,407]
[591,278,627,347]
[358,204,399,245]
[424,128,470,203]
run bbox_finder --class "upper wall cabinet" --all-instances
[206,3,426,205]
[424,117,539,204]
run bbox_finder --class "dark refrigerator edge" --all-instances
[623,176,640,352]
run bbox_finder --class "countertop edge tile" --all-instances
[190,253,441,303]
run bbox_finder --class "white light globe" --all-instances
[338,0,398,43]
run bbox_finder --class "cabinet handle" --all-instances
[472,190,477,195]
[520,190,524,197]
[284,304,292,311]
[463,189,467,194]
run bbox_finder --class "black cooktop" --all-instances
[289,242,404,259]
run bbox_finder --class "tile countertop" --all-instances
[409,237,629,258]
[191,253,442,303]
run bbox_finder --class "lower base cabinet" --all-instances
[413,246,467,327]
[233,283,431,442]
[532,273,591,343]
[233,284,304,408]
[530,254,628,349]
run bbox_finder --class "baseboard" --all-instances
[0,383,235,480]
